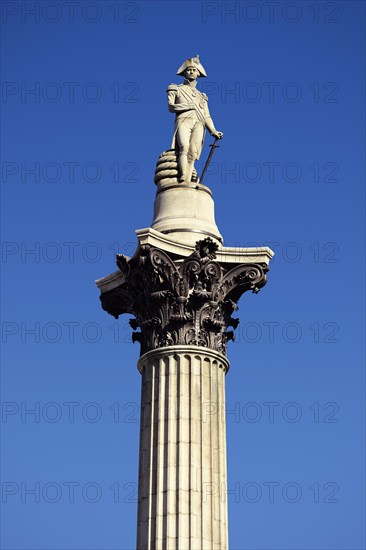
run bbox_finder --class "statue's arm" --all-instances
[202,96,216,134]
[204,116,216,135]
[202,94,223,138]
[167,84,195,113]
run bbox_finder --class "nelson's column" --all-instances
[96,55,274,549]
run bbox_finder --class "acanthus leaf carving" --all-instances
[100,239,269,356]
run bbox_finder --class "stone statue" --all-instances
[167,55,223,183]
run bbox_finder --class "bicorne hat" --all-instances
[176,55,207,78]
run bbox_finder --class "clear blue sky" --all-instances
[1,1,365,549]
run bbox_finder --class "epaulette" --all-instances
[167,83,178,92]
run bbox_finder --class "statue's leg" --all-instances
[176,119,193,182]
[187,123,205,182]
[185,160,194,183]
[178,152,188,182]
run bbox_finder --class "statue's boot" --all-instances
[178,153,188,183]
[185,161,195,183]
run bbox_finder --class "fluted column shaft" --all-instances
[136,346,229,550]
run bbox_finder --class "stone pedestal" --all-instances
[96,182,273,549]
[151,181,223,246]
[137,346,228,549]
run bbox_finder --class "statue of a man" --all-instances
[167,55,223,183]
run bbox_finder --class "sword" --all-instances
[199,138,220,185]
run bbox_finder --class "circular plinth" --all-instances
[151,181,223,246]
